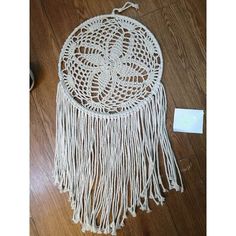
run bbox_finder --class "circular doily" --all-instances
[59,14,163,115]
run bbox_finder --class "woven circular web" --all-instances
[59,15,163,114]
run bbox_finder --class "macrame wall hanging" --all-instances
[53,2,183,235]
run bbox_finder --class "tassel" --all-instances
[53,81,183,235]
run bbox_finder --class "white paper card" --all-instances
[173,108,204,134]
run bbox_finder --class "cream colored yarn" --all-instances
[54,2,183,235]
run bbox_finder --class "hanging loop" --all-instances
[111,1,139,15]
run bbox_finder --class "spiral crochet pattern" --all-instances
[54,2,183,235]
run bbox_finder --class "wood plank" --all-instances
[30,96,85,236]
[140,3,206,170]
[30,0,59,151]
[40,0,139,48]
[177,0,206,53]
[136,0,176,16]
[30,217,40,236]
[140,2,206,235]
[122,203,178,236]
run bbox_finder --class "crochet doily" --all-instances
[59,14,163,114]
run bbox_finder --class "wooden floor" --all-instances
[30,0,206,235]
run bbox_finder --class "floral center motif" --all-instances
[59,16,163,114]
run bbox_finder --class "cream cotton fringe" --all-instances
[53,82,183,235]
